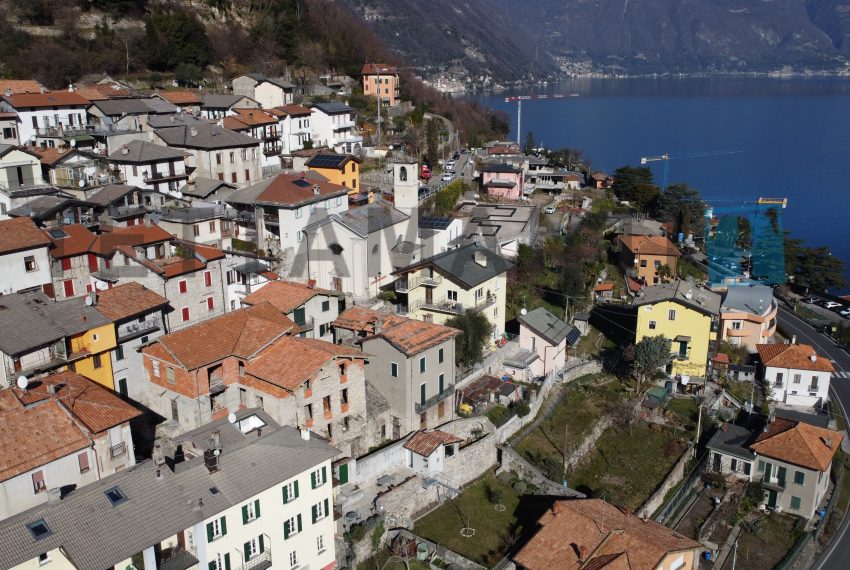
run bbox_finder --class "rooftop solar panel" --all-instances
[307,154,348,168]
[292,178,311,187]
[419,217,453,230]
[566,327,582,346]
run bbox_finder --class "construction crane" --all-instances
[640,150,743,191]
[504,93,578,148]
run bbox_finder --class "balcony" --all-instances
[762,475,785,491]
[242,549,272,570]
[294,316,315,332]
[324,409,333,420]
[159,547,199,570]
[306,418,314,428]
[415,384,455,413]
[332,120,356,131]
[143,171,189,183]
[395,274,443,292]
[341,402,350,413]
[118,321,160,343]
[109,442,127,459]
[421,295,496,315]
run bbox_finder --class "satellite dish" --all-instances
[16,376,28,390]
[84,295,94,306]
[78,178,86,188]
[175,191,183,199]
[213,449,221,456]
[227,412,237,424]
[69,138,76,147]
[96,281,108,291]
[520,308,527,316]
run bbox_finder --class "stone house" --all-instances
[0,370,141,520]
[232,74,295,108]
[242,280,345,342]
[333,306,460,435]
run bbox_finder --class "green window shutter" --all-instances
[312,504,318,524]
[254,499,261,519]
[284,520,290,539]
[220,516,227,536]
[324,498,330,518]
[259,535,265,554]
[224,553,231,570]
[206,522,214,542]
[311,471,317,488]
[283,485,289,504]
[209,563,216,570]
[791,496,801,510]
[243,542,250,561]
[757,460,765,471]
[294,480,299,499]
[322,466,327,484]
[297,513,302,532]
[242,504,248,524]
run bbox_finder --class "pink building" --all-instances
[481,162,524,200]
[506,307,581,379]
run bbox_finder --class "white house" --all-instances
[403,430,462,476]
[757,343,833,410]
[0,217,51,294]
[232,74,296,108]
[243,280,345,342]
[269,104,313,155]
[0,112,19,145]
[0,144,44,215]
[310,102,362,154]
[107,140,189,197]
[0,90,91,146]
[0,412,339,570]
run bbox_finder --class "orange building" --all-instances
[362,63,400,107]
[619,234,681,286]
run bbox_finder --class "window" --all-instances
[317,534,325,553]
[282,479,300,503]
[38,552,50,566]
[166,367,175,384]
[193,225,200,237]
[179,280,188,294]
[420,383,426,405]
[336,196,342,206]
[27,519,52,540]
[232,173,237,183]
[256,395,264,409]
[439,348,444,363]
[115,345,125,361]
[351,162,356,173]
[92,353,102,369]
[312,498,330,522]
[653,260,661,268]
[152,360,161,377]
[447,290,458,302]
[329,243,344,255]
[793,373,801,384]
[289,550,299,568]
[117,378,128,397]
[648,320,657,330]
[731,320,743,330]
[229,152,235,164]
[63,279,74,297]
[794,471,805,485]
[640,259,648,268]
[24,256,37,272]
[811,376,819,390]
[475,288,483,301]
[743,462,752,476]
[206,516,227,541]
[207,297,215,311]
[319,323,329,336]
[775,372,784,387]
[283,514,303,539]
[445,443,455,458]
[241,149,248,161]
[321,299,330,312]
[758,460,765,472]
[181,307,190,322]
[439,373,445,394]
[390,362,398,378]
[790,496,802,511]
[668,309,676,320]
[241,499,261,523]
[61,257,72,271]
[216,153,222,165]
[204,271,212,287]
[104,486,128,506]
[210,553,230,570]
[245,169,250,182]
[78,452,90,473]
[419,356,426,373]
[311,466,327,488]
[296,230,305,243]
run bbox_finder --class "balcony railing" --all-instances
[110,442,127,458]
[415,384,455,413]
[762,475,785,490]
[395,274,443,292]
[421,295,496,315]
[159,546,199,570]
[143,171,188,183]
[295,316,315,332]
[242,549,272,570]
[118,321,160,342]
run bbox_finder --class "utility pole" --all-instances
[695,400,702,455]
[375,65,382,147]
[562,422,568,486]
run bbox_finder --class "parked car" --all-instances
[543,204,557,214]
[441,172,453,182]
[452,152,460,160]
[825,301,842,309]
[840,308,850,317]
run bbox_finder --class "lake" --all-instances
[468,77,850,291]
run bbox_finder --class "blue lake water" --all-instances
[468,77,850,291]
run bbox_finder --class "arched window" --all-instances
[329,243,344,255]
[399,166,407,182]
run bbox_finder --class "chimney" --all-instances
[300,428,311,441]
[825,437,834,449]
[307,279,316,288]
[47,383,57,395]
[313,184,321,195]
[40,86,46,94]
[211,430,221,451]
[88,292,97,306]
[204,448,219,473]
[153,444,166,466]
[374,315,383,334]
[474,250,487,267]
[577,545,587,562]
[67,83,74,92]
[810,353,817,363]
[47,488,62,505]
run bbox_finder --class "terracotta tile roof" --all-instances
[513,499,700,570]
[183,241,226,262]
[146,303,296,370]
[751,418,842,471]
[93,282,168,322]
[362,63,398,75]
[594,282,614,292]
[756,343,834,373]
[713,353,730,364]
[44,224,96,258]
[273,104,312,117]
[242,280,338,313]
[29,146,76,167]
[0,80,45,94]
[11,371,142,434]
[403,430,462,457]
[246,336,363,391]
[618,235,681,257]
[222,116,250,131]
[232,109,277,126]
[242,172,348,206]
[158,90,203,105]
[333,306,460,356]
[90,224,172,255]
[0,217,50,254]
[73,87,109,101]
[0,395,90,483]
[2,91,91,108]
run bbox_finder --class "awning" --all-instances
[675,335,692,342]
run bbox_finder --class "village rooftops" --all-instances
[0,414,337,570]
[108,140,188,164]
[180,177,236,199]
[90,224,173,256]
[0,291,112,356]
[619,234,681,257]
[333,306,460,356]
[144,303,297,371]
[157,90,203,105]
[93,282,169,323]
[245,336,363,391]
[403,430,462,457]
[1,90,91,108]
[227,171,347,208]
[43,224,96,258]
[241,73,296,89]
[90,97,179,117]
[395,242,513,289]
[513,498,701,570]
[269,104,312,117]
[751,417,842,471]
[223,110,278,129]
[201,93,258,109]
[0,79,44,95]
[0,217,50,255]
[481,162,521,174]
[154,122,260,150]
[634,280,721,316]
[117,239,226,279]
[518,307,580,347]
[242,280,341,313]
[8,196,96,223]
[721,284,775,316]
[755,343,834,373]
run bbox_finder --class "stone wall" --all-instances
[497,446,582,497]
[639,446,693,518]
[564,416,613,471]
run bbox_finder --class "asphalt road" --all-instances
[778,307,850,570]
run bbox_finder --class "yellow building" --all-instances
[305,153,368,202]
[393,243,511,338]
[67,320,117,389]
[635,280,721,379]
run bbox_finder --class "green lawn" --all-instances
[666,398,700,430]
[565,422,688,510]
[734,514,803,570]
[573,325,616,358]
[724,379,756,405]
[414,472,528,567]
[678,259,706,281]
[514,376,628,480]
[486,405,515,427]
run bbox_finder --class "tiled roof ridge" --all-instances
[240,317,294,360]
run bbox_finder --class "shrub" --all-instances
[511,399,531,418]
